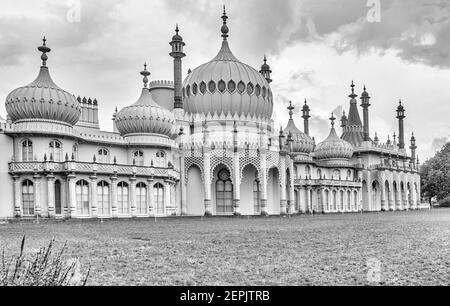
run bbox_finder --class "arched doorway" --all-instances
[267,168,280,215]
[55,180,62,215]
[393,181,399,210]
[241,164,259,215]
[186,165,205,216]
[215,168,233,215]
[372,181,380,211]
[385,181,391,211]
[362,180,369,211]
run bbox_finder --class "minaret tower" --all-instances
[170,24,186,113]
[302,99,311,135]
[260,55,273,84]
[410,133,417,164]
[360,85,371,142]
[396,100,406,150]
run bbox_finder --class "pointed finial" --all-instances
[221,5,229,41]
[349,81,357,99]
[330,113,336,128]
[37,36,51,67]
[287,101,294,119]
[175,23,179,34]
[141,62,151,88]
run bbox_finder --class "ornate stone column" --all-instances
[13,175,21,217]
[47,175,55,217]
[288,158,295,214]
[130,177,137,217]
[67,174,77,218]
[147,178,154,216]
[164,180,171,216]
[259,152,268,216]
[233,150,241,216]
[180,155,187,215]
[111,176,118,218]
[33,174,42,216]
[203,152,212,216]
[279,156,287,215]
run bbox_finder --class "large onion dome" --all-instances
[5,38,81,126]
[115,64,175,137]
[284,101,314,154]
[182,7,273,120]
[315,114,354,160]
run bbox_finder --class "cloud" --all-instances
[431,137,449,152]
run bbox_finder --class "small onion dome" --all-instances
[115,64,175,137]
[361,85,370,98]
[5,37,81,126]
[172,24,183,42]
[284,101,314,154]
[315,113,353,160]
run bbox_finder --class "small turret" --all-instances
[302,99,311,135]
[259,55,272,84]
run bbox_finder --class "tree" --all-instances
[420,142,450,203]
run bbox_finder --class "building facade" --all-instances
[0,9,421,219]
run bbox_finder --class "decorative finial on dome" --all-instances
[349,80,357,99]
[175,23,179,34]
[37,36,51,67]
[140,62,151,88]
[221,5,229,41]
[287,101,294,120]
[330,113,336,128]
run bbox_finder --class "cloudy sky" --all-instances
[1,0,449,160]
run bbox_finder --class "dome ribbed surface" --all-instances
[115,88,175,137]
[5,67,81,125]
[284,119,314,154]
[315,127,354,160]
[183,41,273,119]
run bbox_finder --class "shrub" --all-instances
[1,236,90,286]
[437,197,450,208]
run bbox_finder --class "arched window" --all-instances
[55,180,62,215]
[186,85,190,97]
[347,191,351,210]
[200,82,207,94]
[156,151,166,167]
[253,179,261,214]
[333,170,341,180]
[305,166,311,178]
[340,190,344,211]
[325,190,330,211]
[49,140,62,162]
[22,180,34,216]
[154,183,165,215]
[72,144,79,161]
[237,81,246,94]
[228,80,236,93]
[98,148,110,164]
[317,169,322,179]
[76,180,89,216]
[347,170,352,181]
[97,181,110,216]
[22,139,33,162]
[216,169,233,214]
[255,85,261,97]
[136,182,147,215]
[247,83,254,95]
[218,80,226,93]
[262,86,267,98]
[134,150,144,166]
[192,83,198,95]
[332,190,337,211]
[354,191,359,210]
[117,182,129,215]
[208,81,216,93]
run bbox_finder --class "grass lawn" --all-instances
[1,209,449,286]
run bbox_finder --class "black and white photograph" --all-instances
[0,0,449,294]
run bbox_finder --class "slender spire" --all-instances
[221,5,229,41]
[37,36,51,67]
[349,80,357,99]
[330,113,336,128]
[287,101,294,120]
[140,62,151,88]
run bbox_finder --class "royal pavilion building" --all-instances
[0,8,421,219]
